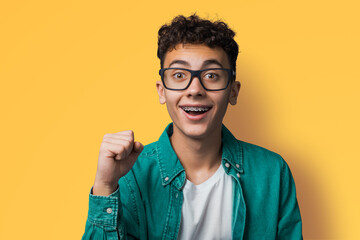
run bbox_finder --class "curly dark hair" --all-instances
[157,14,239,75]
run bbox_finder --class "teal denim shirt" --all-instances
[82,123,302,239]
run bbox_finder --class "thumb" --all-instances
[133,141,144,153]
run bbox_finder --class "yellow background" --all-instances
[1,0,359,239]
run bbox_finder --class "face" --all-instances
[156,43,240,140]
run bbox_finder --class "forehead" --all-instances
[163,43,230,69]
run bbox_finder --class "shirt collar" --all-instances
[221,123,244,174]
[156,122,243,187]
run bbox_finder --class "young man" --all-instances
[82,14,302,239]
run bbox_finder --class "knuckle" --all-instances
[119,145,126,153]
[124,138,131,145]
[99,144,107,152]
[126,130,134,135]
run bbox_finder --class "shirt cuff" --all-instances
[87,185,120,229]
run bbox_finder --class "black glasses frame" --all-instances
[159,68,236,91]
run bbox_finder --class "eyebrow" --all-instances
[168,60,190,67]
[168,59,224,68]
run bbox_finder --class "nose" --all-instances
[186,76,206,96]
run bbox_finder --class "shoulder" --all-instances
[240,140,282,160]
[136,141,158,165]
[237,140,297,199]
[119,140,160,187]
[238,140,288,173]
[122,141,160,182]
[139,141,158,157]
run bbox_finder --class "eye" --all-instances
[204,72,219,80]
[173,72,186,79]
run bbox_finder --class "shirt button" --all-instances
[225,163,230,168]
[106,208,112,214]
[165,177,169,181]
[237,173,241,178]
[236,164,240,168]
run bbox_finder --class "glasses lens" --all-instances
[163,69,191,89]
[162,69,229,90]
[200,69,229,90]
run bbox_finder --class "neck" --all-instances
[170,124,223,173]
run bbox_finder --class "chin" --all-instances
[185,127,208,139]
[175,121,215,140]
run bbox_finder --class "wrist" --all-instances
[92,181,118,196]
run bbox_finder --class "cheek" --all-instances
[164,92,181,113]
[213,93,231,115]
[214,92,231,106]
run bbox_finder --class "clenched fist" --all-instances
[93,130,143,196]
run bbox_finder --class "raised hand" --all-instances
[92,130,143,196]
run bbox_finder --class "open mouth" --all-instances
[180,106,212,115]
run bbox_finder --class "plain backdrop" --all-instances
[1,0,359,239]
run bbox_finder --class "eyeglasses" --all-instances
[159,68,235,91]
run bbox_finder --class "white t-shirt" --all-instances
[177,164,233,240]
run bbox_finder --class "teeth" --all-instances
[182,106,210,112]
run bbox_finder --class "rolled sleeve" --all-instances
[87,186,121,230]
[82,185,130,240]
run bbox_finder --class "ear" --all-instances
[156,81,166,104]
[229,81,241,105]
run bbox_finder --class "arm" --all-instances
[277,161,303,239]
[82,130,144,239]
[82,186,129,239]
